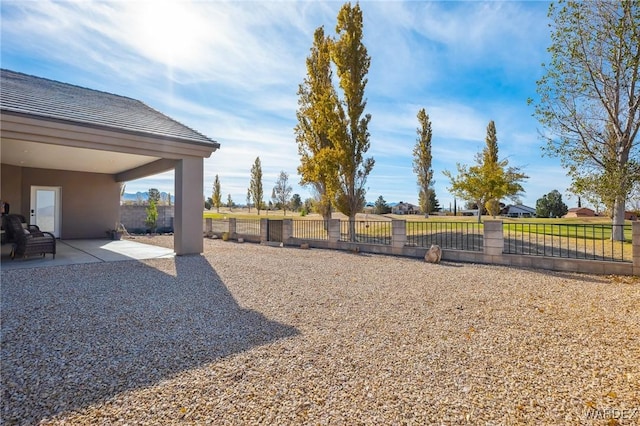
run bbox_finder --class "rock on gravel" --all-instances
[1,237,639,425]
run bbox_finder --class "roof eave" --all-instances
[0,108,220,151]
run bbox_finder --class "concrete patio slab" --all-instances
[0,239,174,270]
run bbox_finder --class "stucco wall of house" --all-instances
[17,167,120,239]
[1,164,23,214]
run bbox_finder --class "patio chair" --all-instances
[2,214,40,243]
[4,214,56,259]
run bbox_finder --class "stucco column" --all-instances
[633,221,640,276]
[391,220,407,249]
[283,219,293,243]
[260,218,268,244]
[228,218,237,239]
[483,220,504,256]
[174,157,204,255]
[326,219,341,249]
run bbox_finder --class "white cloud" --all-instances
[2,0,561,209]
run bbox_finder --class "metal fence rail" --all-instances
[292,220,329,240]
[340,220,392,245]
[406,222,483,251]
[503,223,632,262]
[235,219,260,236]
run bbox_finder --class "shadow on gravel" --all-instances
[1,255,299,424]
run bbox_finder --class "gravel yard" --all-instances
[2,237,639,425]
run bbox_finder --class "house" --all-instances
[564,207,596,218]
[501,204,536,218]
[392,202,419,215]
[460,209,479,216]
[0,69,219,255]
[625,211,638,221]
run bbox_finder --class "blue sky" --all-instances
[1,0,575,210]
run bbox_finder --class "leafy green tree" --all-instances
[485,199,502,218]
[274,170,293,215]
[290,194,302,212]
[250,157,263,215]
[536,189,568,218]
[332,2,375,240]
[531,1,640,240]
[145,198,158,233]
[444,121,528,222]
[212,174,222,213]
[295,26,340,224]
[304,197,315,214]
[428,190,441,213]
[374,196,391,215]
[227,194,234,208]
[204,197,213,210]
[147,188,161,205]
[246,188,251,213]
[413,108,434,217]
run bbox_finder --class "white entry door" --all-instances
[30,186,61,238]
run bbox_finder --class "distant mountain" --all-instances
[122,192,174,203]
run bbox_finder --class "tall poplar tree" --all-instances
[295,26,340,224]
[249,157,263,215]
[332,2,375,241]
[413,108,434,216]
[531,1,640,240]
[481,120,502,217]
[212,174,222,213]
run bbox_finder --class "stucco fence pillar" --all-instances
[204,218,212,235]
[228,218,237,239]
[283,219,293,242]
[260,218,268,244]
[328,219,341,249]
[483,220,504,258]
[634,221,640,276]
[391,220,407,254]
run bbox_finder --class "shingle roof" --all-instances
[0,69,219,148]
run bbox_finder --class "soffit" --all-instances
[1,139,160,174]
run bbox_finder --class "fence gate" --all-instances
[267,220,283,243]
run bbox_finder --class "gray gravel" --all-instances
[2,237,639,425]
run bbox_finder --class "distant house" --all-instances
[625,211,638,221]
[564,207,596,218]
[392,202,419,215]
[501,204,536,218]
[460,209,479,216]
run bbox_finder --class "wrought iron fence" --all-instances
[293,220,329,240]
[503,223,632,262]
[267,220,283,242]
[406,221,483,251]
[340,220,391,245]
[235,219,260,236]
